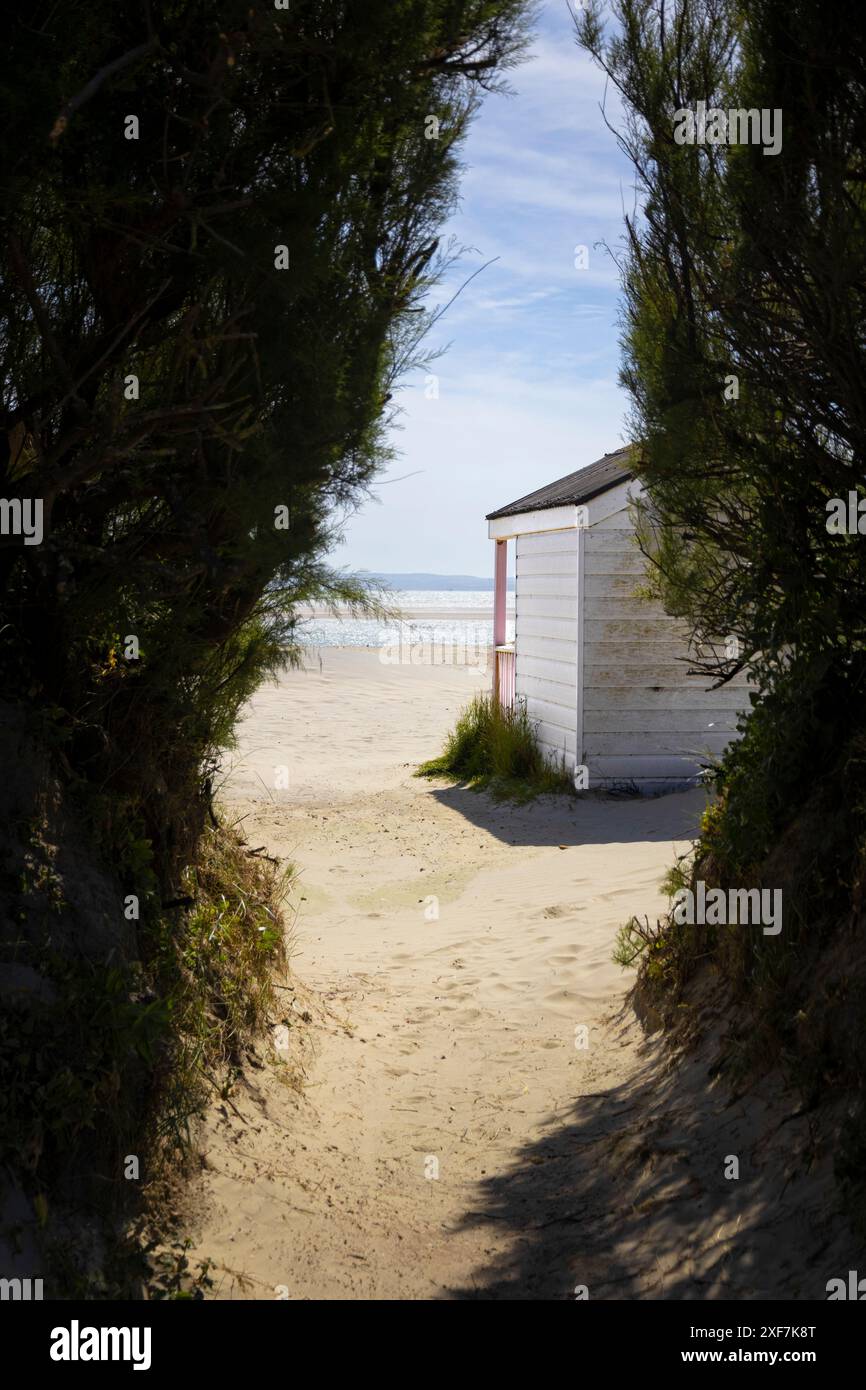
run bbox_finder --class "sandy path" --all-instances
[186,649,853,1300]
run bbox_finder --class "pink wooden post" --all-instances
[493,539,507,648]
[493,538,507,702]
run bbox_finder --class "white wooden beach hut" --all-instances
[487,447,752,791]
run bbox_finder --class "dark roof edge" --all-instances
[485,476,625,520]
[485,447,634,522]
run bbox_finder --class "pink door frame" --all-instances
[492,537,514,708]
[493,537,508,648]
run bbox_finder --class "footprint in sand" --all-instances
[453,1007,483,1024]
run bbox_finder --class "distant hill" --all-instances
[359,572,514,591]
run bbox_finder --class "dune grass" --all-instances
[147,821,293,1155]
[417,693,573,801]
[0,812,293,1297]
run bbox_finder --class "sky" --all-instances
[336,0,636,579]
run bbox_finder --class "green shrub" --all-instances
[147,822,292,1154]
[417,693,573,800]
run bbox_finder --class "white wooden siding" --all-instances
[581,520,750,786]
[504,481,752,790]
[514,530,578,770]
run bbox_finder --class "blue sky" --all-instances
[337,1,636,578]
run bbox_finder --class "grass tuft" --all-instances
[416,693,573,801]
[147,820,293,1157]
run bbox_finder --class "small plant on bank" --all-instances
[147,822,293,1155]
[416,693,573,801]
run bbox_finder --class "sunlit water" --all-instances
[296,589,515,651]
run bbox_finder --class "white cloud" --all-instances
[338,0,633,575]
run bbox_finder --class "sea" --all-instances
[296,589,516,653]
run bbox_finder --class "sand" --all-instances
[186,648,857,1300]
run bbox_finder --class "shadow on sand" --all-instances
[426,782,707,850]
[444,1010,850,1301]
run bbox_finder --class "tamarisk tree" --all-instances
[576,0,866,854]
[0,0,531,890]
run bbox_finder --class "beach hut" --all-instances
[486,447,751,791]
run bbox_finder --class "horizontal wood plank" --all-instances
[516,614,577,642]
[517,674,576,702]
[584,685,750,710]
[518,574,579,598]
[518,595,578,620]
[584,731,734,757]
[586,754,711,779]
[584,709,742,733]
[584,663,748,688]
[584,617,687,643]
[584,529,640,554]
[517,531,578,558]
[584,572,650,600]
[537,731,577,759]
[522,694,577,730]
[518,551,579,577]
[520,636,578,663]
[584,596,668,619]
